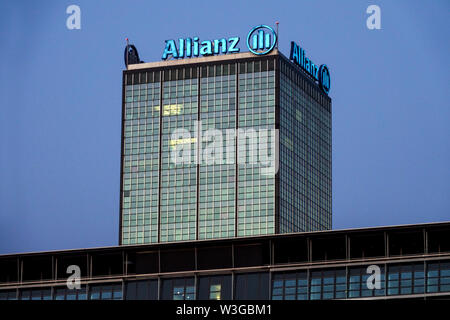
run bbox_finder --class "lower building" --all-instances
[0,221,449,300]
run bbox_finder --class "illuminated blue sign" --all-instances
[319,64,330,94]
[162,37,240,60]
[290,41,330,94]
[246,25,277,55]
[160,27,329,93]
[162,25,278,60]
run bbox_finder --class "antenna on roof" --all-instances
[125,38,129,70]
[275,21,279,49]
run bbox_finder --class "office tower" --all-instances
[120,48,331,245]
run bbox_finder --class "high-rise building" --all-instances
[120,40,331,245]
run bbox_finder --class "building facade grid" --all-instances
[120,52,331,245]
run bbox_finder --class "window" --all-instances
[348,266,385,298]
[309,269,346,300]
[89,284,122,300]
[198,275,231,300]
[20,288,51,300]
[427,261,450,293]
[387,264,424,296]
[125,280,158,300]
[54,286,87,300]
[209,284,221,300]
[272,271,308,300]
[173,285,195,300]
[234,273,269,300]
[0,290,17,300]
[161,277,195,300]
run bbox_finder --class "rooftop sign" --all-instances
[289,41,330,94]
[159,25,330,94]
[161,25,277,60]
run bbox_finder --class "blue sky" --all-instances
[0,0,449,254]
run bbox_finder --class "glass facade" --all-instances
[120,54,330,245]
[271,261,450,300]
[3,260,449,300]
[237,61,276,237]
[121,57,278,244]
[122,71,161,244]
[279,59,332,232]
[199,64,237,240]
[160,68,198,242]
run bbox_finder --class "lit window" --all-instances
[209,284,221,300]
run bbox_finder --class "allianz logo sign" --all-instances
[290,41,331,94]
[246,25,277,55]
[160,24,330,94]
[162,36,240,60]
[162,25,277,60]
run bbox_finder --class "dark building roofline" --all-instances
[1,221,449,258]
